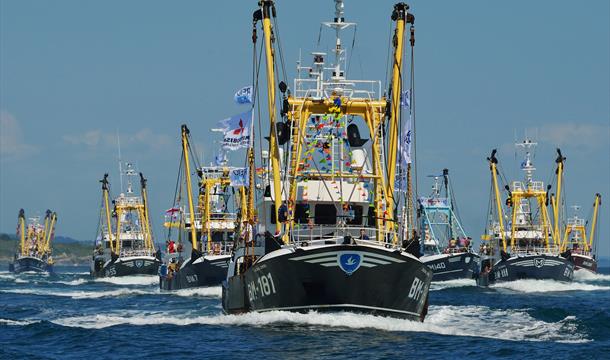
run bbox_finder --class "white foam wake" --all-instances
[172,286,222,298]
[56,278,89,286]
[49,305,588,343]
[573,270,610,282]
[0,318,40,326]
[491,279,610,293]
[0,288,155,299]
[94,275,158,286]
[430,278,476,291]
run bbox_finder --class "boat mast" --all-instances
[181,125,199,255]
[259,0,283,236]
[18,209,26,256]
[42,211,56,255]
[386,2,409,214]
[139,173,155,252]
[488,149,507,252]
[100,174,115,254]
[552,148,565,245]
[589,193,601,250]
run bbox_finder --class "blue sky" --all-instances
[1,0,608,259]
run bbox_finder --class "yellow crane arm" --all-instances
[589,193,601,248]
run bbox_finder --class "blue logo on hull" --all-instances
[338,253,362,275]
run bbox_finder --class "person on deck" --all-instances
[167,240,176,254]
[359,229,369,240]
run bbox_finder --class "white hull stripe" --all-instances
[290,252,404,264]
[256,303,420,317]
[434,268,468,275]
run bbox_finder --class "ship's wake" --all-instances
[45,305,588,343]
[491,279,610,293]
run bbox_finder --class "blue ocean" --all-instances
[1,266,609,359]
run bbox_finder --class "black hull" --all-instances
[9,257,53,274]
[476,254,573,286]
[91,256,160,278]
[159,255,230,290]
[422,252,479,282]
[572,254,598,273]
[223,245,433,321]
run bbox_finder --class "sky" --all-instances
[1,0,609,259]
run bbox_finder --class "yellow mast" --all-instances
[386,2,407,219]
[18,209,26,256]
[41,210,50,252]
[139,173,155,251]
[488,150,507,252]
[100,174,115,254]
[553,149,565,247]
[260,0,283,236]
[181,125,199,254]
[202,179,211,252]
[42,212,56,254]
[589,193,601,248]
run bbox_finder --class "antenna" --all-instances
[117,131,124,193]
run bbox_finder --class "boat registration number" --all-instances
[247,273,277,302]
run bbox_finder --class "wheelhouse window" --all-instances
[315,204,336,225]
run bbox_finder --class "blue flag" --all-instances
[234,85,254,105]
[229,167,249,187]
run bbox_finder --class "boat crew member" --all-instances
[359,229,369,240]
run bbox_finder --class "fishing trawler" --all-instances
[159,126,235,290]
[419,169,479,281]
[222,0,432,321]
[9,209,57,274]
[560,196,602,273]
[91,164,161,278]
[476,141,574,286]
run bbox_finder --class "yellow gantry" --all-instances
[260,0,283,237]
[100,174,116,254]
[589,193,602,249]
[181,125,199,254]
[552,149,564,247]
[18,209,26,256]
[488,153,507,252]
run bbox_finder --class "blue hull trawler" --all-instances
[9,209,57,274]
[158,125,237,291]
[476,140,574,286]
[91,165,161,278]
[222,0,432,321]
[418,169,479,281]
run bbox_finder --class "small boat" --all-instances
[159,126,236,290]
[222,0,432,321]
[560,196,602,273]
[418,169,479,281]
[91,164,161,278]
[476,141,574,286]
[9,209,57,274]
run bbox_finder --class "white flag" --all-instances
[229,167,249,187]
[400,114,412,165]
[218,110,252,150]
[234,85,254,105]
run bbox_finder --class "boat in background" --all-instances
[560,195,602,273]
[91,164,161,278]
[222,0,432,321]
[418,169,479,281]
[159,125,236,290]
[9,209,57,274]
[476,140,574,286]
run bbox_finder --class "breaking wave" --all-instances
[0,288,156,299]
[172,286,222,298]
[94,275,159,286]
[48,305,588,343]
[573,270,610,282]
[430,278,476,291]
[491,279,610,293]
